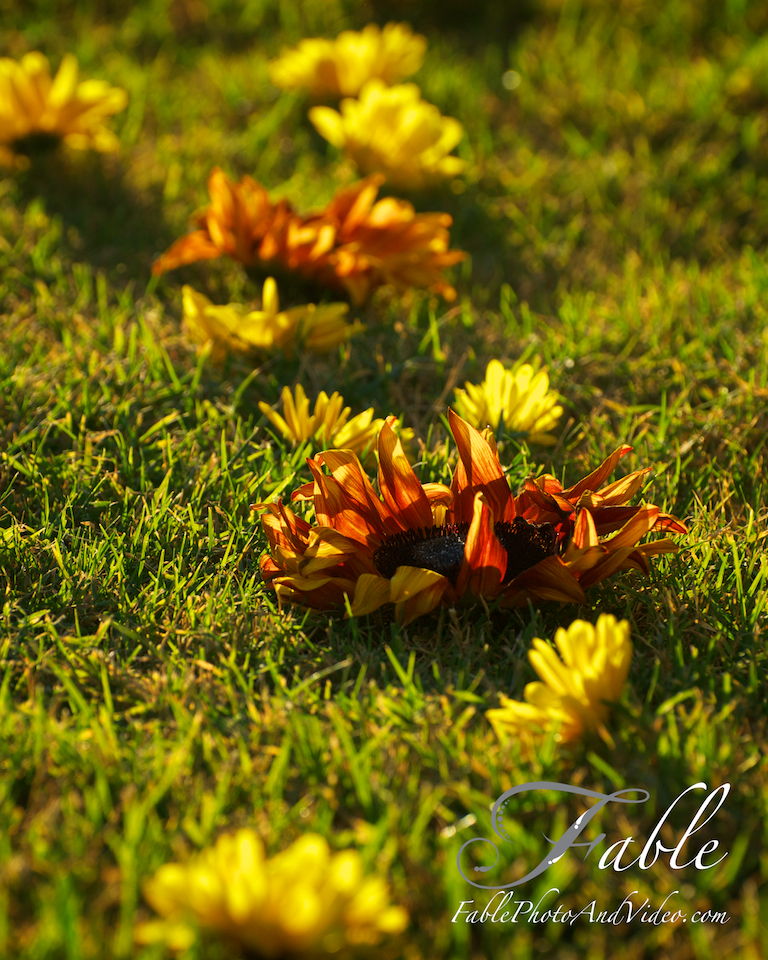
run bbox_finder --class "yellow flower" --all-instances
[486,614,632,744]
[310,81,465,191]
[259,384,412,461]
[0,52,127,155]
[453,359,563,445]
[135,830,408,956]
[182,279,362,362]
[269,22,426,98]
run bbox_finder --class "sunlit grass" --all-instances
[1,0,767,958]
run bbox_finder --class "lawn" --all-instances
[1,0,767,958]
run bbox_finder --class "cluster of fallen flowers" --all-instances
[150,20,468,362]
[1,24,692,960]
[256,407,687,759]
[270,21,466,189]
[153,170,465,304]
[257,411,686,624]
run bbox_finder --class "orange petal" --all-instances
[561,445,634,501]
[290,480,315,502]
[448,409,515,525]
[317,449,393,532]
[299,527,361,576]
[273,575,357,610]
[152,231,223,275]
[602,503,658,550]
[586,505,644,536]
[377,418,433,531]
[578,546,644,588]
[258,500,311,556]
[635,538,681,555]
[576,506,660,588]
[653,514,688,535]
[569,507,599,549]
[455,492,506,597]
[562,544,608,573]
[501,556,586,606]
[306,458,378,546]
[595,468,651,506]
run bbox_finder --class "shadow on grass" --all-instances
[11,145,176,285]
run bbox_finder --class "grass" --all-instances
[1,0,767,957]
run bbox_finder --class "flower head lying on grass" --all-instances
[453,359,563,445]
[309,81,465,190]
[269,22,426,98]
[0,52,127,161]
[182,279,361,361]
[487,614,632,744]
[259,385,385,458]
[307,175,465,302]
[135,830,408,956]
[153,170,465,303]
[152,168,295,276]
[256,410,687,624]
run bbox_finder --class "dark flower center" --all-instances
[373,523,469,583]
[372,517,557,586]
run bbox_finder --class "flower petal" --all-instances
[377,418,433,530]
[455,492,506,597]
[561,445,634,501]
[501,555,587,605]
[448,409,516,525]
[349,574,391,617]
[389,566,451,624]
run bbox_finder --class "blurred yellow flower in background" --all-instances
[0,52,127,158]
[182,279,361,361]
[135,829,408,956]
[259,384,412,460]
[487,614,632,744]
[269,22,426,98]
[309,81,465,190]
[453,359,563,444]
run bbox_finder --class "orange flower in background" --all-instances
[303,175,465,303]
[152,168,297,275]
[256,411,687,625]
[153,171,465,303]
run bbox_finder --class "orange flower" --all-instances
[152,167,299,275]
[306,175,465,303]
[256,412,687,624]
[153,171,465,303]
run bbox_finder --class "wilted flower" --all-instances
[182,279,361,361]
[486,614,632,744]
[310,81,465,190]
[154,170,465,303]
[0,52,127,158]
[269,22,426,98]
[256,411,686,625]
[135,829,408,956]
[453,359,563,444]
